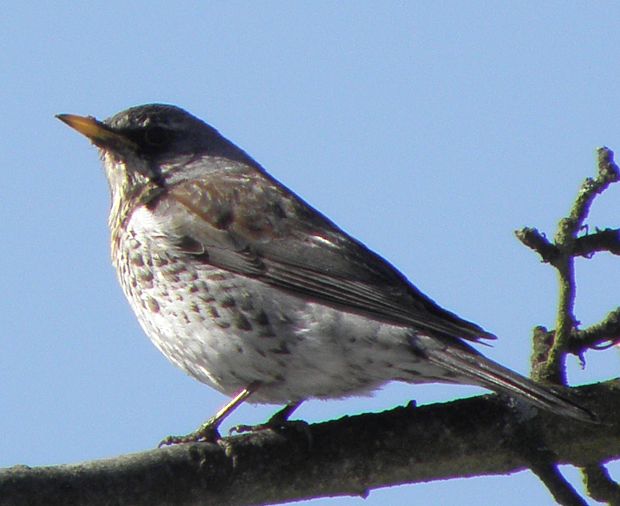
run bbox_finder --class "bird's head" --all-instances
[57,104,255,223]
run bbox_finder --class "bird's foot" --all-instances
[230,418,311,444]
[230,416,313,452]
[229,402,304,435]
[158,419,221,447]
[229,417,292,435]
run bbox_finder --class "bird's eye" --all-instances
[143,126,170,147]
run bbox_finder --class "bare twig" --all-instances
[547,257,576,384]
[530,308,620,363]
[573,228,620,258]
[517,147,620,384]
[582,463,620,504]
[559,147,620,238]
[514,227,560,264]
[516,148,620,503]
[530,326,554,383]
[572,307,620,352]
[509,412,590,506]
[530,461,588,506]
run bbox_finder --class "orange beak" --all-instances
[56,114,137,150]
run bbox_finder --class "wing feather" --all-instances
[148,168,495,342]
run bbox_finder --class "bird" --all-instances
[57,104,594,443]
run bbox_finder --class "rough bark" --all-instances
[1,380,619,506]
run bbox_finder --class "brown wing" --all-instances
[147,165,495,343]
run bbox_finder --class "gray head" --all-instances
[57,103,257,222]
[102,104,252,162]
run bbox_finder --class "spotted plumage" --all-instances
[57,104,594,441]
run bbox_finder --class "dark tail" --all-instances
[421,341,597,423]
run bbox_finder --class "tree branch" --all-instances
[572,307,620,352]
[515,147,620,502]
[4,148,615,505]
[510,412,590,506]
[582,463,620,503]
[517,147,620,385]
[573,228,620,258]
[1,381,619,506]
[514,227,559,264]
[529,462,588,506]
[529,310,620,363]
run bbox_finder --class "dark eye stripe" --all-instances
[144,126,170,146]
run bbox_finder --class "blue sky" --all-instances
[2,3,619,505]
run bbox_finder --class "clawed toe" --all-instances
[229,401,303,435]
[229,419,293,435]
[229,423,266,434]
[158,424,221,447]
